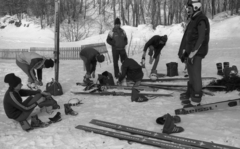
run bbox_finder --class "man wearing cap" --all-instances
[80,47,105,85]
[3,73,51,131]
[106,17,128,79]
[16,51,54,90]
[141,35,168,76]
[178,0,210,107]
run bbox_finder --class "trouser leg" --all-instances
[151,54,160,72]
[112,50,120,78]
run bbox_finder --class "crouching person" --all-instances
[3,73,54,131]
[117,57,144,87]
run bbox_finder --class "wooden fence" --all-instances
[0,43,111,63]
[0,49,29,59]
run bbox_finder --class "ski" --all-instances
[175,98,240,115]
[76,82,159,92]
[71,91,173,97]
[75,125,197,149]
[141,77,216,82]
[89,119,239,149]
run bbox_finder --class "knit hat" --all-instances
[114,17,121,25]
[162,35,168,43]
[44,59,54,68]
[96,54,105,63]
[4,73,22,88]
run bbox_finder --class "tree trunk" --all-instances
[113,0,116,21]
[139,0,145,24]
[163,0,167,25]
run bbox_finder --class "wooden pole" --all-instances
[54,0,60,82]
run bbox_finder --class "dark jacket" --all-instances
[178,11,210,58]
[119,58,143,82]
[3,88,40,119]
[106,27,128,50]
[80,47,100,73]
[143,35,166,59]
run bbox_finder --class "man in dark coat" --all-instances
[117,58,144,86]
[141,35,168,75]
[80,47,105,84]
[178,0,210,107]
[107,17,128,79]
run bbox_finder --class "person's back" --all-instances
[80,47,99,61]
[16,51,44,65]
[119,58,143,83]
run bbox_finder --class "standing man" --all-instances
[178,0,210,107]
[117,57,144,87]
[16,51,54,90]
[80,47,105,85]
[107,17,128,79]
[141,35,168,76]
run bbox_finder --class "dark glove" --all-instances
[180,52,188,63]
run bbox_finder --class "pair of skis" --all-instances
[175,98,240,115]
[75,119,238,149]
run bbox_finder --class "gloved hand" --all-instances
[180,51,188,63]
[92,72,95,78]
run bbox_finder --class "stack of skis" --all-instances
[73,76,222,97]
[76,119,238,149]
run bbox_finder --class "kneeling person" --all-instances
[118,58,144,86]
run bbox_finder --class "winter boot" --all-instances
[83,76,93,86]
[223,62,230,69]
[49,112,62,123]
[190,91,202,104]
[180,81,192,100]
[131,88,148,102]
[216,63,223,76]
[19,120,33,131]
[64,104,78,116]
[156,114,181,125]
[31,115,50,128]
[162,114,184,134]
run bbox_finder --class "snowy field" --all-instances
[0,14,240,149]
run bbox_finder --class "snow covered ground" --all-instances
[0,14,240,149]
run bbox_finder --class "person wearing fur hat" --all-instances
[141,35,168,76]
[178,0,210,107]
[80,47,105,85]
[3,73,52,131]
[16,51,54,90]
[107,17,128,79]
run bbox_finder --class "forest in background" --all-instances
[0,0,240,41]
